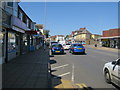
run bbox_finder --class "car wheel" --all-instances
[51,52,54,55]
[71,51,74,54]
[104,69,111,84]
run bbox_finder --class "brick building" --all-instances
[100,28,120,49]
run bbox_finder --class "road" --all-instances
[51,47,118,89]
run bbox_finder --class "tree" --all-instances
[44,30,50,38]
[65,35,69,40]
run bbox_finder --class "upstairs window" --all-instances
[27,19,29,28]
[7,2,13,7]
[18,11,23,21]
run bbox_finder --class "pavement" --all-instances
[85,45,120,53]
[2,46,51,89]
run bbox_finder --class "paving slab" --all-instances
[2,47,50,89]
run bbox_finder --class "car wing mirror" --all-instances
[112,61,117,65]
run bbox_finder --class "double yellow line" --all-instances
[76,83,88,89]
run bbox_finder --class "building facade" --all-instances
[71,27,102,45]
[0,1,38,64]
[56,35,65,45]
[100,28,120,49]
[72,28,91,45]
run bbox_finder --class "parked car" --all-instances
[69,43,85,54]
[103,58,120,87]
[49,41,58,48]
[63,43,71,50]
[50,41,58,46]
[51,44,64,55]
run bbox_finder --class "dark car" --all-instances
[51,44,64,55]
[69,43,85,54]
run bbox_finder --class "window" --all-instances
[73,44,83,46]
[29,21,31,29]
[27,19,29,28]
[66,44,70,45]
[7,2,13,7]
[52,44,62,47]
[18,11,23,21]
[23,15,27,24]
[8,32,16,53]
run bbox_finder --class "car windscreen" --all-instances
[66,44,70,45]
[73,44,83,46]
[52,44,63,47]
[51,42,57,44]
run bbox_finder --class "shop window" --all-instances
[23,35,27,46]
[8,33,16,53]
[0,31,4,58]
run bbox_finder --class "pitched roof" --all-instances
[81,29,91,34]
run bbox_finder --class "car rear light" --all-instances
[72,47,76,49]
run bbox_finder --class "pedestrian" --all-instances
[43,41,46,50]
[95,44,97,47]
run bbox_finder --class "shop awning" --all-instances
[33,34,43,38]
[99,36,120,39]
[25,30,38,35]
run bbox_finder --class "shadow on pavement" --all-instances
[49,59,57,64]
[53,53,66,55]
[111,83,120,90]
[51,74,62,88]
[49,55,54,57]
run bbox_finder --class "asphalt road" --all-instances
[51,47,118,89]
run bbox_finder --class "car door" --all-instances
[111,59,120,85]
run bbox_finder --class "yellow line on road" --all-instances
[76,83,88,88]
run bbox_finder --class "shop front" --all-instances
[101,39,110,47]
[100,36,120,49]
[25,30,38,52]
[7,31,17,61]
[0,31,3,64]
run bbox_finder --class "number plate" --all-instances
[56,51,60,52]
[78,48,82,49]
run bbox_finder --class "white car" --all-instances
[103,58,120,87]
[63,44,71,50]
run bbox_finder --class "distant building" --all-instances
[55,35,65,45]
[71,27,102,45]
[50,36,56,41]
[99,28,120,49]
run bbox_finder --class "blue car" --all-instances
[51,44,64,55]
[69,43,85,54]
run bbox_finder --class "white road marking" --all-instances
[52,64,69,70]
[72,64,75,83]
[58,72,70,77]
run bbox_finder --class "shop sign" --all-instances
[101,39,109,41]
[12,26,25,33]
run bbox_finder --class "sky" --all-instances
[19,2,118,36]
